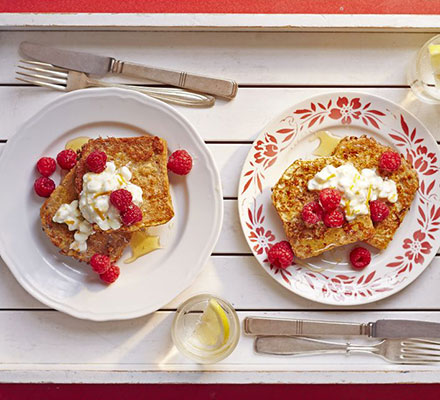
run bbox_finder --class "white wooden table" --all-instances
[1,26,440,384]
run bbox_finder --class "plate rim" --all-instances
[0,87,224,321]
[238,90,440,306]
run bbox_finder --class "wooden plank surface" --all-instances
[0,310,440,383]
[1,87,440,142]
[1,29,440,384]
[0,31,435,85]
[2,255,440,311]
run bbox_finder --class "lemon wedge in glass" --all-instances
[188,298,230,350]
[429,44,440,74]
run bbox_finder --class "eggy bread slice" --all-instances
[272,157,375,259]
[40,167,132,263]
[74,136,174,232]
[332,136,419,250]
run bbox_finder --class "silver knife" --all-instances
[244,317,440,338]
[20,42,238,99]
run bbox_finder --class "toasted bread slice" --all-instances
[332,136,419,250]
[40,167,132,263]
[75,136,174,232]
[272,157,375,259]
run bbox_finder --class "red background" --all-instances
[1,384,440,399]
[0,0,440,14]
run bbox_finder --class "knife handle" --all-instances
[244,317,372,337]
[112,60,237,99]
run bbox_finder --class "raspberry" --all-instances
[301,201,323,225]
[323,208,345,228]
[350,247,371,270]
[167,149,193,175]
[34,176,55,197]
[86,151,107,173]
[110,189,132,212]
[121,204,143,226]
[267,241,294,269]
[319,188,342,212]
[99,265,120,284]
[36,157,56,177]
[90,253,111,274]
[369,200,390,223]
[56,149,77,170]
[379,151,401,172]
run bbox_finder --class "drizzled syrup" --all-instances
[124,231,161,264]
[311,131,341,157]
[65,136,90,152]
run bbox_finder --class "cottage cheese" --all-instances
[52,200,94,252]
[308,163,398,221]
[79,162,143,231]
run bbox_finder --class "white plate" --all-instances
[238,92,440,305]
[0,88,223,321]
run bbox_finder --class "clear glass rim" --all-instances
[408,33,440,104]
[171,293,240,363]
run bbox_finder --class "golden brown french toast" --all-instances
[74,136,174,232]
[332,136,419,250]
[40,167,132,263]
[272,157,375,259]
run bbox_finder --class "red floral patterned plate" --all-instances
[238,92,440,305]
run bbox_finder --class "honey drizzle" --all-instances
[311,131,341,157]
[125,231,161,264]
[65,136,90,152]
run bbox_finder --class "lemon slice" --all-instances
[189,298,230,350]
[429,44,440,75]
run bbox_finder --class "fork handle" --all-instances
[86,79,215,108]
[255,336,380,357]
[255,336,351,356]
[112,60,237,99]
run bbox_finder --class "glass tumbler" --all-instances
[171,294,240,363]
[408,34,440,103]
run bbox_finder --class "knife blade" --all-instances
[20,42,238,99]
[244,317,440,338]
[20,42,112,76]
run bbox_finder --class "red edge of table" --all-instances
[0,0,440,14]
[1,384,440,399]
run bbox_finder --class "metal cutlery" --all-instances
[20,42,238,99]
[244,317,440,338]
[255,336,440,364]
[16,60,215,108]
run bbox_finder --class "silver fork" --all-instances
[16,60,215,108]
[255,336,440,364]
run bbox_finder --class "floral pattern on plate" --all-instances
[238,93,440,305]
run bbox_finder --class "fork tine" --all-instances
[401,351,440,359]
[401,347,440,357]
[401,358,440,364]
[402,340,440,353]
[403,339,440,346]
[15,77,66,91]
[19,59,68,71]
[403,346,440,353]
[16,71,67,85]
[400,360,440,365]
[17,64,68,78]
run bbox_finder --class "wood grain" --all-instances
[1,255,440,311]
[1,29,440,384]
[0,31,434,85]
[1,87,440,142]
[0,310,440,383]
